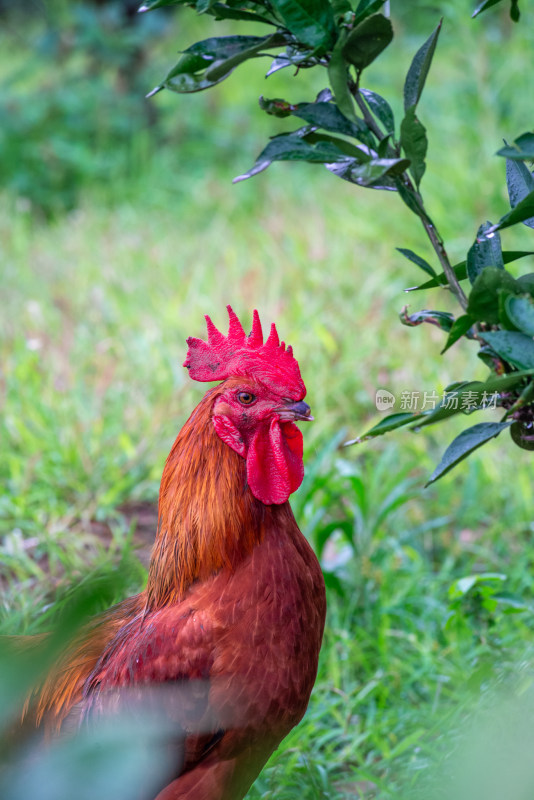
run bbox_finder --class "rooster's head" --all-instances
[184,306,312,505]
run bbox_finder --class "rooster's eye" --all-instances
[237,391,256,405]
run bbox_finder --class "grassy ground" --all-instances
[2,2,534,798]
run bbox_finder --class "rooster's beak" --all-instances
[276,400,314,422]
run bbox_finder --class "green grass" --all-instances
[2,2,534,797]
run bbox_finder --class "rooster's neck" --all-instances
[145,388,267,609]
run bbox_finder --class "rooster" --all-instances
[19,306,326,800]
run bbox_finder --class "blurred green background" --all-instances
[2,1,534,797]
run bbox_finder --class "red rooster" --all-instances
[23,306,326,799]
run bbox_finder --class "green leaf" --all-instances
[506,157,534,229]
[348,412,422,444]
[395,179,428,218]
[269,0,336,51]
[502,294,534,335]
[138,0,185,10]
[341,13,393,71]
[403,20,442,112]
[426,422,511,486]
[360,88,395,134]
[472,0,520,20]
[415,371,534,429]
[291,101,373,145]
[396,248,436,278]
[209,3,279,24]
[400,308,454,331]
[327,157,410,188]
[483,191,534,236]
[233,129,352,183]
[400,106,428,189]
[408,251,534,292]
[510,420,534,450]
[328,31,358,123]
[353,0,386,24]
[467,266,517,324]
[155,34,286,94]
[516,272,534,294]
[441,314,475,354]
[482,331,534,370]
[472,0,505,16]
[466,221,504,284]
[497,132,534,160]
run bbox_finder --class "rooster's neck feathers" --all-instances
[146,388,270,609]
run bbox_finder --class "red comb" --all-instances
[183,306,305,397]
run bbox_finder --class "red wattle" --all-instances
[246,418,303,505]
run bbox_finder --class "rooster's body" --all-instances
[23,308,326,800]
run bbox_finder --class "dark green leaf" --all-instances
[377,134,392,157]
[396,248,436,278]
[510,420,534,450]
[353,0,386,24]
[348,412,422,444]
[209,3,279,24]
[360,88,395,134]
[503,294,534,335]
[408,251,534,292]
[395,179,428,218]
[416,371,533,429]
[292,101,373,145]
[400,308,454,331]
[157,34,286,94]
[327,157,410,188]
[466,221,504,284]
[482,330,534,369]
[507,173,534,226]
[403,20,442,112]
[472,0,520,19]
[516,272,534,294]
[270,0,336,51]
[487,189,534,234]
[497,132,534,160]
[328,31,358,122]
[441,314,475,354]
[233,129,352,183]
[400,106,428,189]
[467,266,517,324]
[138,0,184,10]
[303,130,367,158]
[426,422,511,486]
[341,13,394,71]
[506,157,534,229]
[472,0,505,17]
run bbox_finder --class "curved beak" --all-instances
[275,400,314,422]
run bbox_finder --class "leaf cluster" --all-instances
[142,0,534,483]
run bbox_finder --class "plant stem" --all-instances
[352,82,468,310]
[419,209,468,310]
